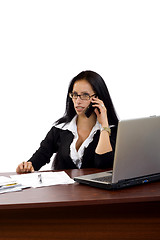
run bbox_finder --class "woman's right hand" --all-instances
[16,161,34,174]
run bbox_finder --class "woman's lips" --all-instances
[75,106,85,112]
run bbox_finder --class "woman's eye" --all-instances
[82,93,89,97]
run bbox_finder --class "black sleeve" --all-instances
[94,126,118,169]
[27,126,60,171]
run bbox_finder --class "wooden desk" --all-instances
[0,168,160,240]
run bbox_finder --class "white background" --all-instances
[0,0,160,172]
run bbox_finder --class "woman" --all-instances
[16,70,119,173]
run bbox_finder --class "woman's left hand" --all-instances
[91,97,109,127]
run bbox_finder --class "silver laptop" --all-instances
[74,115,160,189]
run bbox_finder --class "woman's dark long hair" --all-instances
[55,70,119,126]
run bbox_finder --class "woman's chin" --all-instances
[75,109,86,116]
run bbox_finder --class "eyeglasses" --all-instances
[69,92,96,100]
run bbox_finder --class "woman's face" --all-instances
[72,79,96,116]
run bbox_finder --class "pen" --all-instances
[38,174,42,183]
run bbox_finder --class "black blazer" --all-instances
[28,126,117,171]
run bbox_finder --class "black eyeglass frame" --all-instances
[69,92,96,100]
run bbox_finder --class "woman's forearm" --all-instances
[95,130,112,154]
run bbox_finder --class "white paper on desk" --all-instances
[0,176,17,185]
[10,171,75,188]
[0,176,29,194]
[0,186,22,194]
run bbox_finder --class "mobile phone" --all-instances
[85,103,95,118]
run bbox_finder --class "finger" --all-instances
[92,103,106,113]
[92,97,103,102]
[25,162,34,173]
[92,98,105,108]
[23,162,28,172]
[94,107,100,116]
[23,162,32,173]
[19,162,24,171]
[92,97,101,103]
[28,162,34,172]
[16,163,24,174]
[16,165,21,174]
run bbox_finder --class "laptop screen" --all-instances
[112,116,160,183]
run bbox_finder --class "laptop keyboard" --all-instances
[92,175,112,183]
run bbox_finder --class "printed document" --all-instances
[0,176,27,194]
[10,171,75,188]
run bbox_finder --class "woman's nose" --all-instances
[75,96,82,103]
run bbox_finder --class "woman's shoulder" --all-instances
[53,115,77,133]
[46,124,73,142]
